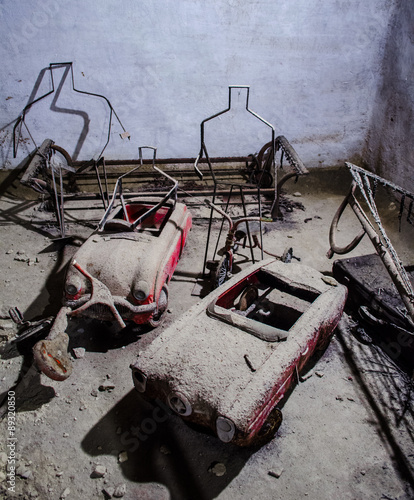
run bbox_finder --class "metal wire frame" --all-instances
[98,147,178,232]
[193,86,276,278]
[328,162,414,328]
[13,62,129,160]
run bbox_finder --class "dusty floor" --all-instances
[0,167,413,500]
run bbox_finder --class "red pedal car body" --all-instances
[131,259,347,446]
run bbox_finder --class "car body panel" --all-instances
[131,259,347,445]
[64,198,192,325]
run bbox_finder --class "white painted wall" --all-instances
[0,0,396,169]
[363,1,414,192]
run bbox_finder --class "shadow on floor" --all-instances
[336,318,414,490]
[81,390,257,500]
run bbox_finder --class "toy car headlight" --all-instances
[65,276,82,296]
[216,416,235,443]
[167,392,192,416]
[132,280,150,301]
[131,368,147,393]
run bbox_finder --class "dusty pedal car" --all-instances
[130,259,347,446]
[33,156,192,381]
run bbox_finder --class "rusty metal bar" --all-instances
[327,163,414,328]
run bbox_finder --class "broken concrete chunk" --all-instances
[118,451,128,463]
[268,468,284,478]
[300,371,313,382]
[72,347,86,359]
[208,462,226,477]
[16,464,32,479]
[90,464,106,478]
[103,486,115,499]
[315,371,324,378]
[60,487,71,499]
[113,483,127,498]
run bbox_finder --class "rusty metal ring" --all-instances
[327,181,365,258]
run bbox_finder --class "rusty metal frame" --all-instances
[327,163,414,328]
[194,86,275,277]
[98,147,178,232]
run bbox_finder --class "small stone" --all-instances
[72,347,85,359]
[347,397,355,402]
[315,371,324,378]
[6,249,13,254]
[14,256,28,262]
[209,462,226,477]
[17,250,25,255]
[321,275,338,286]
[118,451,128,463]
[91,389,98,398]
[60,487,70,499]
[113,483,127,498]
[268,468,284,479]
[91,464,106,478]
[16,465,32,479]
[360,470,366,476]
[99,382,115,392]
[56,471,63,477]
[336,396,343,401]
[63,433,69,438]
[293,192,302,197]
[300,371,313,382]
[103,486,115,499]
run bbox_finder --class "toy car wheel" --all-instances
[149,286,168,328]
[254,407,283,447]
[250,169,273,188]
[214,254,231,288]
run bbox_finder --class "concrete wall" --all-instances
[0,0,396,170]
[363,0,414,192]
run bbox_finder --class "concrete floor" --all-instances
[0,167,413,499]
